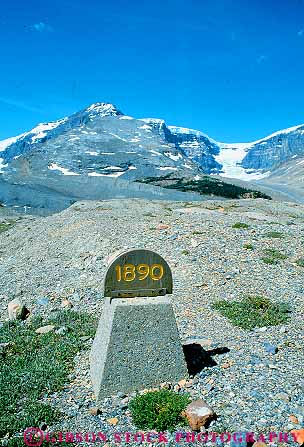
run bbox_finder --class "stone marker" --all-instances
[103,248,173,298]
[90,249,188,402]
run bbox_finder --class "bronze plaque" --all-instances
[104,249,173,298]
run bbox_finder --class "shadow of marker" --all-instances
[183,343,230,375]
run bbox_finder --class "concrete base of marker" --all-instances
[90,296,188,402]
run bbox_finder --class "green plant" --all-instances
[0,311,98,446]
[261,249,287,264]
[129,390,190,431]
[0,221,15,234]
[232,222,250,229]
[192,230,204,235]
[262,257,278,265]
[296,258,304,267]
[265,231,284,239]
[264,248,287,259]
[212,296,290,330]
[243,243,254,250]
[181,249,190,255]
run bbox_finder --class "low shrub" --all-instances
[129,390,190,431]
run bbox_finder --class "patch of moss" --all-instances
[212,296,290,330]
[262,249,287,264]
[232,222,250,229]
[265,231,284,239]
[243,243,254,250]
[262,257,278,265]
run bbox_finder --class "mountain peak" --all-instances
[84,102,123,118]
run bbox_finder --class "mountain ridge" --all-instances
[1,102,303,180]
[0,102,303,212]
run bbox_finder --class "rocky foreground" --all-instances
[0,198,303,445]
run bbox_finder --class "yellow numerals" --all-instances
[115,263,164,282]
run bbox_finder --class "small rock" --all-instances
[36,297,49,306]
[168,234,178,240]
[35,325,55,334]
[258,327,267,332]
[205,384,214,392]
[268,363,278,369]
[89,407,101,416]
[107,417,118,425]
[71,292,81,302]
[7,298,29,321]
[263,342,278,354]
[61,300,73,309]
[55,326,68,335]
[194,283,208,289]
[221,362,232,369]
[183,399,215,430]
[276,392,290,402]
[178,379,187,388]
[280,326,287,333]
[117,392,127,398]
[157,224,170,230]
[289,415,299,424]
[190,238,200,248]
[80,336,90,342]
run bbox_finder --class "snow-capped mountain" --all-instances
[0,102,303,212]
[0,103,203,180]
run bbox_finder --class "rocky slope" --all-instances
[0,198,303,444]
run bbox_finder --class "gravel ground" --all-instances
[0,198,303,446]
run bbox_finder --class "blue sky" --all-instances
[0,0,304,142]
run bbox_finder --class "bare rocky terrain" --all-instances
[0,198,303,445]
